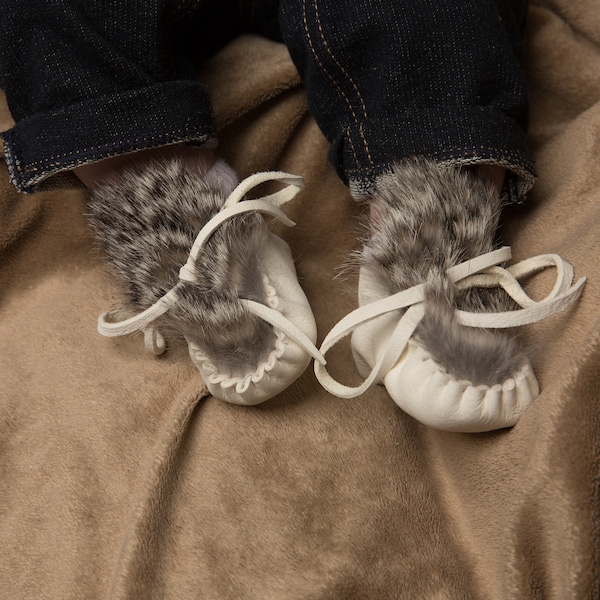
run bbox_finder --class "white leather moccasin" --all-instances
[187,232,321,405]
[315,247,585,432]
[98,171,324,406]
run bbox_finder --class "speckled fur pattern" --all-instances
[361,158,526,385]
[87,159,276,374]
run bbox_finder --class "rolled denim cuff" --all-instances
[341,103,536,203]
[1,80,217,194]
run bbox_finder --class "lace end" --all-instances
[144,327,167,356]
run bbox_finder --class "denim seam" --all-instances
[312,0,373,167]
[301,0,372,169]
[6,130,212,192]
[2,140,19,188]
[344,125,360,169]
[11,129,210,174]
[344,145,534,175]
[358,123,370,163]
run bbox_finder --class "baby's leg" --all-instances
[282,0,538,427]
[2,2,317,403]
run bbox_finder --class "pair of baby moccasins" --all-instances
[96,162,585,433]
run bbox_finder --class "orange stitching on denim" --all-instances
[358,122,372,163]
[313,0,373,166]
[345,150,533,178]
[301,0,354,118]
[302,0,362,169]
[345,125,360,169]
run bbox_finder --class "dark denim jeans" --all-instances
[0,0,533,197]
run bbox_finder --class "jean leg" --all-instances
[0,1,217,193]
[279,0,534,199]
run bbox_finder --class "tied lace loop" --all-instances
[314,247,586,399]
[97,171,325,363]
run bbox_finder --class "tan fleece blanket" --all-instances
[1,2,598,597]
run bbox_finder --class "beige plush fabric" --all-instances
[1,2,599,597]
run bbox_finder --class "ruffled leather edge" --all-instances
[187,232,318,405]
[381,341,539,432]
[188,275,288,399]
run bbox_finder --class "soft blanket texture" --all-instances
[1,1,599,597]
